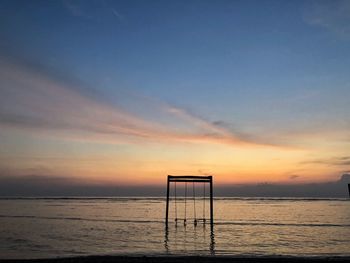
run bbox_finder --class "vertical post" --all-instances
[209,176,213,226]
[165,176,170,226]
[348,184,350,198]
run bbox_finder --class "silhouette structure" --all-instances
[165,175,213,227]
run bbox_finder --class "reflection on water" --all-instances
[164,223,215,255]
[0,197,349,259]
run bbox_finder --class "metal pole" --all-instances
[209,176,213,226]
[348,184,350,198]
[165,176,170,226]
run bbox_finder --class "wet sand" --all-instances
[1,256,350,263]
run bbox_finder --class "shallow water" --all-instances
[0,197,349,259]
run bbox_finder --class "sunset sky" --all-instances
[0,0,350,189]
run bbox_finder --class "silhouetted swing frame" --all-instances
[165,175,213,227]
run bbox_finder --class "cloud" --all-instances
[111,8,124,22]
[0,56,275,148]
[0,60,158,140]
[62,0,91,18]
[289,175,300,180]
[163,105,244,144]
[301,156,350,166]
[62,0,125,22]
[216,175,349,197]
[159,103,282,147]
[304,0,350,38]
[197,169,212,176]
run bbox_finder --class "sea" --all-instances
[0,197,349,259]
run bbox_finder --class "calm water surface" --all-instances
[0,197,349,259]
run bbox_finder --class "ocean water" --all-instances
[0,197,349,259]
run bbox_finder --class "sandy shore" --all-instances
[1,256,350,263]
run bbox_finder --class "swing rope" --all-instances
[203,182,206,222]
[174,182,177,222]
[184,182,187,225]
[193,182,197,225]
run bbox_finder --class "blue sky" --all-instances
[0,0,350,187]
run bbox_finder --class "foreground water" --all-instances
[0,197,349,259]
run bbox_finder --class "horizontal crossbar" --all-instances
[168,175,212,182]
[168,179,211,183]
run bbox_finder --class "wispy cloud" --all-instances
[301,156,350,166]
[304,0,350,38]
[0,57,274,148]
[289,174,300,180]
[111,8,124,22]
[62,0,125,22]
[62,0,91,18]
[163,105,244,144]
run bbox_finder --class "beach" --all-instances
[1,255,350,263]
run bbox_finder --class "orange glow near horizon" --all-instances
[1,126,347,186]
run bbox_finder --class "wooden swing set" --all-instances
[165,175,213,227]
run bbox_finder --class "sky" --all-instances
[0,0,350,193]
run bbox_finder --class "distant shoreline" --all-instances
[1,255,350,263]
[0,196,349,200]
